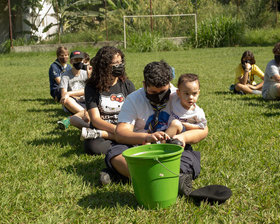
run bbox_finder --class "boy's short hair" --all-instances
[143,60,173,87]
[56,46,68,57]
[177,73,200,88]
[273,42,280,55]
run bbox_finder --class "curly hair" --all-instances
[143,60,173,87]
[273,42,280,55]
[241,51,256,65]
[177,73,200,88]
[87,46,127,92]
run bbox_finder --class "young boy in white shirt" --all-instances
[165,73,207,137]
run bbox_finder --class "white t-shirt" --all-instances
[169,92,207,129]
[262,59,280,98]
[118,86,176,133]
[60,69,88,91]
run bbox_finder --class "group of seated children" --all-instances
[48,46,208,195]
[230,42,280,100]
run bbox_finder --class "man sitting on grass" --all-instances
[101,60,208,197]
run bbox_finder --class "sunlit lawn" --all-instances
[0,46,279,223]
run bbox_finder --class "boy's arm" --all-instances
[60,88,68,104]
[66,89,84,97]
[182,122,203,130]
[173,126,208,146]
[54,77,61,85]
[115,122,167,145]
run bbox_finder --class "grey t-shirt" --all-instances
[60,69,88,91]
[262,59,280,98]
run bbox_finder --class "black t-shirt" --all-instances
[85,79,135,125]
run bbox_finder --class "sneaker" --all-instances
[229,84,235,91]
[80,127,100,141]
[99,168,129,186]
[178,173,193,196]
[57,117,70,130]
[100,168,113,185]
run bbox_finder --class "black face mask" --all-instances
[275,55,280,65]
[242,60,251,70]
[73,62,84,70]
[146,88,171,105]
[112,63,125,77]
[82,64,88,71]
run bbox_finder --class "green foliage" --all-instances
[40,29,103,44]
[240,0,273,29]
[0,37,36,53]
[194,15,244,48]
[240,27,280,46]
[127,31,181,52]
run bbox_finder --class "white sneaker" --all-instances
[80,127,100,141]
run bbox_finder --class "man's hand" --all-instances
[143,131,170,144]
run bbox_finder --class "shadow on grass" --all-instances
[78,190,138,209]
[263,111,280,117]
[21,97,69,117]
[20,97,56,105]
[27,129,84,156]
[63,159,106,187]
[214,91,233,95]
[27,108,66,117]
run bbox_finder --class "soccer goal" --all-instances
[123,14,197,49]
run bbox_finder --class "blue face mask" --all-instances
[171,67,175,79]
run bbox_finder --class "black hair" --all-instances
[143,60,172,87]
[87,46,126,92]
[177,73,200,88]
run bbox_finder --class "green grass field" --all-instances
[0,46,279,223]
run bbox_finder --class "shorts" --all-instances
[51,88,62,102]
[105,143,201,179]
[62,96,86,114]
[262,83,280,100]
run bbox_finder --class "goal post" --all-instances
[123,14,197,49]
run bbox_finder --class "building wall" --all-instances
[0,1,58,44]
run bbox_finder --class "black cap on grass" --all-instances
[189,185,232,205]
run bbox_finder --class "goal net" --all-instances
[123,14,197,49]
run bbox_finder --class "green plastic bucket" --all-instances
[122,144,184,209]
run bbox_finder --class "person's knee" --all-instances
[235,83,243,91]
[84,138,111,155]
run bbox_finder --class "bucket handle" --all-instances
[155,158,183,177]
